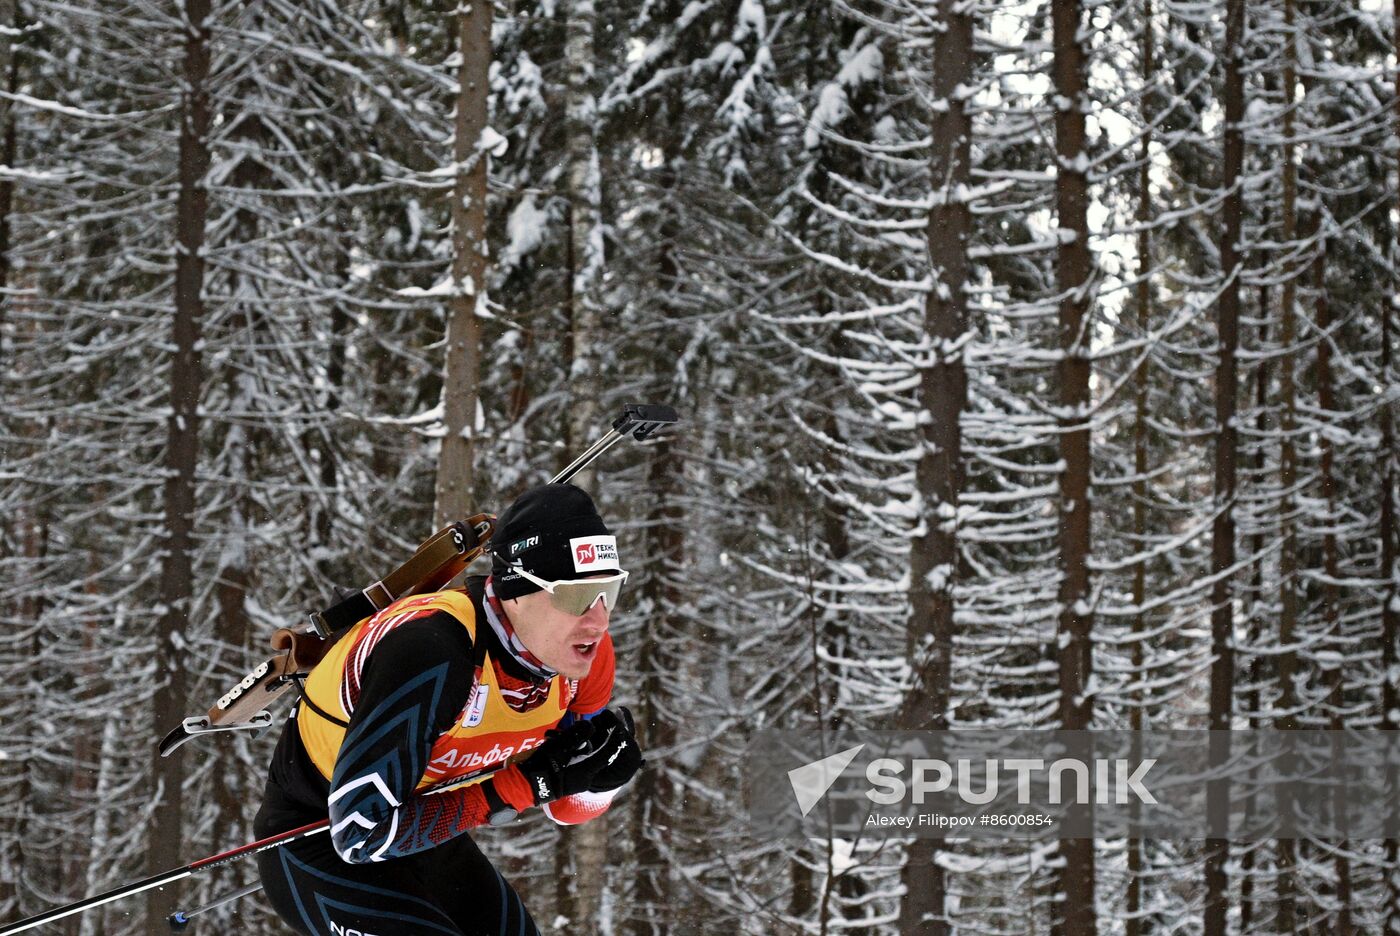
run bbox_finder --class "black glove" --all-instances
[516,719,596,805]
[516,708,644,804]
[582,707,644,793]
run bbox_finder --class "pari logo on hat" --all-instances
[571,535,620,573]
[509,535,539,556]
[491,482,613,601]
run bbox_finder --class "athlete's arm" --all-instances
[539,635,639,826]
[326,615,504,863]
[540,718,641,824]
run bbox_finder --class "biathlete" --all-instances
[254,483,644,935]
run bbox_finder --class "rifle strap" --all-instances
[308,515,495,637]
[296,683,349,728]
[194,516,497,733]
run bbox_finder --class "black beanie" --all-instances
[491,483,618,600]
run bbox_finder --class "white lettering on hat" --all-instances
[570,535,620,573]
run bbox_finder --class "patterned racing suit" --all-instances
[254,575,617,936]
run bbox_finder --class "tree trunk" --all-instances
[627,68,685,926]
[147,0,211,922]
[7,505,46,919]
[1241,276,1271,935]
[0,0,19,916]
[65,575,105,926]
[1127,5,1155,931]
[563,0,605,483]
[1311,247,1352,935]
[315,212,351,548]
[0,0,16,304]
[1386,0,1400,925]
[1385,284,1400,930]
[1273,3,1301,929]
[899,0,973,930]
[202,104,270,913]
[433,0,492,528]
[558,0,609,918]
[630,437,683,936]
[1052,0,1094,931]
[77,717,121,936]
[1203,0,1244,933]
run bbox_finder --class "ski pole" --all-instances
[167,880,263,932]
[0,820,328,936]
[0,760,508,936]
[7,404,682,936]
[550,403,677,485]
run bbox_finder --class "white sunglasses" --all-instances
[510,563,629,615]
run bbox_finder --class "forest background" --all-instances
[0,0,1398,932]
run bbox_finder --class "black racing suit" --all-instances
[254,582,544,936]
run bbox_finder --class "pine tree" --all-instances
[1204,1,1246,932]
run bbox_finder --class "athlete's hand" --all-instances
[516,708,643,804]
[581,707,643,794]
[516,719,599,804]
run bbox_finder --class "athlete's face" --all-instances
[504,582,610,679]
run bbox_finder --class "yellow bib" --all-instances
[297,590,570,791]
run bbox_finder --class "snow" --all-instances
[395,277,458,298]
[836,43,882,87]
[405,198,424,253]
[0,165,72,183]
[6,2,1398,930]
[804,82,849,149]
[804,44,883,148]
[828,838,858,875]
[708,41,743,72]
[733,0,765,41]
[2,90,122,121]
[479,126,509,157]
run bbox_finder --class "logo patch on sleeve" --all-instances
[570,535,620,573]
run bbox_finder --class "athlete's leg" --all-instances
[410,833,542,936]
[257,832,465,936]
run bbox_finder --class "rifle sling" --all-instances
[314,520,486,635]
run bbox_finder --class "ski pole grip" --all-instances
[612,404,678,441]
